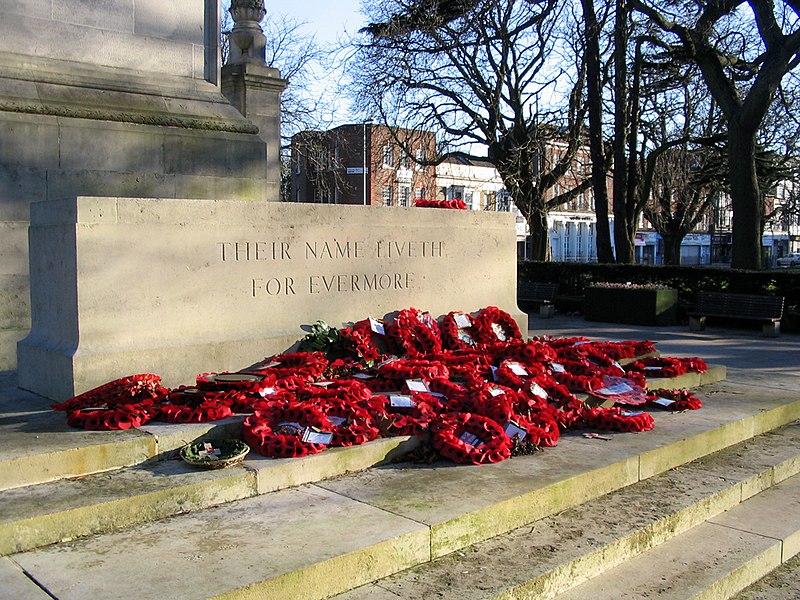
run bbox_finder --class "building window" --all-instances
[382,145,394,168]
[399,185,411,207]
[415,148,426,170]
[382,185,394,206]
[465,191,474,209]
[497,190,511,212]
[399,154,410,169]
[415,187,425,199]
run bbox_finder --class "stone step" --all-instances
[3,380,799,600]
[0,364,728,493]
[733,546,800,599]
[554,468,800,600]
[0,365,731,556]
[0,379,245,491]
[332,420,800,600]
[0,435,422,556]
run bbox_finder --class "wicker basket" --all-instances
[180,439,250,469]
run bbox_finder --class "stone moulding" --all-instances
[0,101,259,134]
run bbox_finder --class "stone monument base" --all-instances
[18,197,525,401]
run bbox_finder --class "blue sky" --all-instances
[269,0,365,45]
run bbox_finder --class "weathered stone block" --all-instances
[0,165,47,221]
[0,114,60,169]
[163,131,267,178]
[0,13,196,77]
[173,175,267,202]
[134,0,204,44]
[53,0,135,33]
[58,120,166,173]
[18,197,525,400]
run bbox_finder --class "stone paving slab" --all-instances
[734,552,800,599]
[0,459,257,556]
[0,435,422,556]
[332,421,800,600]
[556,471,800,600]
[320,380,800,558]
[710,472,800,562]
[11,485,430,600]
[556,520,781,599]
[0,557,51,600]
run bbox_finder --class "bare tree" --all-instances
[351,0,591,260]
[632,0,800,269]
[221,3,342,199]
[643,147,721,263]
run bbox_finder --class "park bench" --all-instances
[689,291,785,337]
[517,281,558,318]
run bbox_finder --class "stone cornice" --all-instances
[0,100,259,134]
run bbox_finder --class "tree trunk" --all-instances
[662,233,683,265]
[612,0,633,264]
[525,208,550,262]
[728,129,763,270]
[581,0,614,263]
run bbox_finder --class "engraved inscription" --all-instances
[218,238,445,299]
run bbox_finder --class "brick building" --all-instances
[291,124,437,206]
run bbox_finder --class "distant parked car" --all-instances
[776,252,800,267]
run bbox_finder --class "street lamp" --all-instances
[363,120,372,205]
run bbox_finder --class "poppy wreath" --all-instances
[591,340,657,360]
[536,375,579,406]
[243,404,332,458]
[551,362,605,393]
[378,392,439,436]
[52,374,165,411]
[427,376,470,407]
[544,336,590,350]
[553,398,590,430]
[66,403,155,430]
[318,399,381,447]
[359,375,406,394]
[646,388,703,411]
[195,371,277,394]
[494,360,548,390]
[296,380,378,412]
[432,348,493,368]
[211,389,263,414]
[324,357,363,380]
[626,356,708,379]
[555,343,618,370]
[414,198,468,210]
[514,408,561,447]
[495,340,558,366]
[473,306,522,344]
[431,412,512,464]
[377,358,450,381]
[386,307,443,357]
[439,311,480,351]
[274,374,313,392]
[339,319,384,363]
[584,406,655,432]
[156,388,235,423]
[250,389,300,413]
[248,352,329,381]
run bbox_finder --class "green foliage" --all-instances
[298,320,346,356]
[518,261,800,330]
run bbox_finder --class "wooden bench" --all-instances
[689,291,785,337]
[517,282,558,318]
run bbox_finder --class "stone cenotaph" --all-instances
[9,0,525,400]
